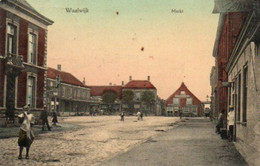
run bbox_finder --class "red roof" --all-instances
[89,86,123,98]
[47,68,85,87]
[166,82,201,105]
[124,80,156,89]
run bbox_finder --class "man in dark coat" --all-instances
[52,111,58,125]
[40,108,51,131]
[179,108,183,119]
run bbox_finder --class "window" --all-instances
[7,24,17,54]
[167,107,173,111]
[28,33,37,64]
[183,107,188,113]
[77,89,81,98]
[238,74,241,121]
[50,81,54,87]
[228,85,231,106]
[66,88,72,97]
[242,67,248,123]
[27,76,35,107]
[180,91,185,95]
[186,98,192,105]
[73,90,77,98]
[173,98,179,105]
[70,88,73,96]
[192,106,197,115]
[136,92,141,101]
[62,87,65,97]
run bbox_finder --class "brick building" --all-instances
[165,82,202,117]
[89,85,122,113]
[212,12,248,127]
[0,0,53,123]
[47,66,93,116]
[212,1,260,164]
[122,76,159,115]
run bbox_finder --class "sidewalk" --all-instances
[100,118,248,166]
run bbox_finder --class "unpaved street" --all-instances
[0,116,179,166]
[101,118,248,166]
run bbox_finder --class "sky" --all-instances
[27,0,219,101]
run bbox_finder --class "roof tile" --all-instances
[124,80,156,89]
[47,68,85,87]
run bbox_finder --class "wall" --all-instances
[216,12,248,126]
[228,41,260,165]
[0,9,6,108]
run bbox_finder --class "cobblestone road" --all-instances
[0,116,179,166]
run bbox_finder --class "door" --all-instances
[6,74,16,122]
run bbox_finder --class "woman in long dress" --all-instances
[17,105,35,159]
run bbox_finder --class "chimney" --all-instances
[122,81,124,86]
[147,76,150,81]
[82,77,86,85]
[129,76,132,81]
[57,64,61,71]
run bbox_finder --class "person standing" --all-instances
[228,109,235,141]
[120,112,125,121]
[216,111,224,133]
[140,112,143,121]
[52,110,58,126]
[137,111,141,120]
[17,104,35,159]
[179,108,183,119]
[40,107,51,131]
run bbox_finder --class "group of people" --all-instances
[119,111,144,121]
[17,105,58,159]
[215,109,234,141]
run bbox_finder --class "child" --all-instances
[17,104,35,159]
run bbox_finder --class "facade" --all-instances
[47,66,93,116]
[225,9,260,166]
[212,2,260,165]
[89,85,122,112]
[165,82,202,117]
[212,12,248,127]
[122,76,158,115]
[0,0,53,123]
[210,65,219,119]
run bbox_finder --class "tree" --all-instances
[102,90,118,113]
[122,90,134,114]
[141,91,156,115]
